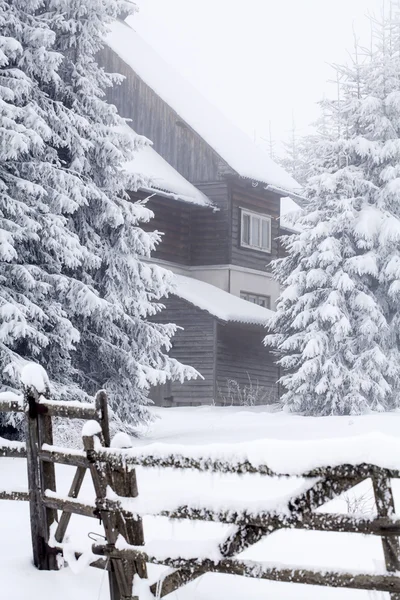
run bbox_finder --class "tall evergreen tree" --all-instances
[0,0,197,430]
[266,4,400,416]
[0,0,87,416]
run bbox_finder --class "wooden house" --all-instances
[98,20,302,406]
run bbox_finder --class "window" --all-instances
[240,209,271,253]
[240,292,271,309]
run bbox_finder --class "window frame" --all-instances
[240,291,272,310]
[240,208,272,253]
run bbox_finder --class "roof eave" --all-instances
[139,185,214,208]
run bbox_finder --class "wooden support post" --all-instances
[25,385,60,570]
[54,391,110,545]
[110,437,147,600]
[54,467,86,543]
[25,386,44,570]
[373,475,400,600]
[24,380,60,571]
[37,404,59,570]
[219,475,362,557]
[83,432,131,600]
[95,390,110,448]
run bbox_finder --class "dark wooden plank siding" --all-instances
[216,323,279,405]
[191,182,231,265]
[230,182,281,271]
[151,297,216,405]
[98,47,228,183]
[144,196,192,265]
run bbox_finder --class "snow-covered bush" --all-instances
[218,377,278,406]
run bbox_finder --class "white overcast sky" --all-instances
[130,0,383,152]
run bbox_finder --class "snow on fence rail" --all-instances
[1,362,400,600]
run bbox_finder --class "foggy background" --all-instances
[131,0,383,153]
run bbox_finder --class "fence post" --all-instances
[95,390,110,448]
[372,474,400,600]
[24,382,58,570]
[37,395,58,570]
[25,384,44,569]
[83,429,131,600]
[111,436,147,600]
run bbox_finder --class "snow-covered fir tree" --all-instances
[278,116,308,186]
[0,0,197,432]
[0,0,89,432]
[266,4,400,416]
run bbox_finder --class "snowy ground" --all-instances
[2,405,400,600]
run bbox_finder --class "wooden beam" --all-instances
[95,391,110,448]
[150,568,204,598]
[93,546,400,594]
[89,450,400,479]
[38,405,58,570]
[25,387,47,570]
[42,494,97,519]
[110,443,147,597]
[38,444,400,482]
[0,490,29,501]
[54,467,87,543]
[0,397,97,420]
[158,505,400,536]
[373,475,400,600]
[39,448,89,469]
[219,475,362,558]
[36,400,97,420]
[0,443,27,459]
[0,398,23,413]
[83,433,131,600]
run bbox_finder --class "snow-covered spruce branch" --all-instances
[0,0,198,436]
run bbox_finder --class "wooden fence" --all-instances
[1,366,400,599]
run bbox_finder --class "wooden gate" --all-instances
[1,363,400,599]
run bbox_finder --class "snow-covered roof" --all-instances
[280,196,303,232]
[172,275,273,326]
[105,21,302,195]
[124,127,211,207]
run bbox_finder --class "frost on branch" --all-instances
[0,0,197,436]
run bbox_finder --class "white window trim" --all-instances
[240,208,272,254]
[240,291,272,309]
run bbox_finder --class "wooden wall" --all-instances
[99,47,229,183]
[191,182,230,265]
[150,296,216,405]
[142,195,192,265]
[130,184,284,271]
[216,323,279,405]
[230,181,281,272]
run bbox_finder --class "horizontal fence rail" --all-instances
[92,544,400,594]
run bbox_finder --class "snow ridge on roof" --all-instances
[106,20,302,195]
[173,275,273,326]
[123,126,211,206]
